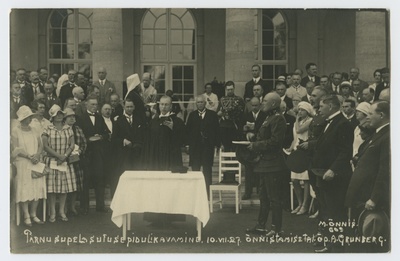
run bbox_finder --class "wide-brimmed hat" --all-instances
[298,101,314,116]
[16,105,34,122]
[49,104,65,120]
[63,108,75,118]
[340,81,351,88]
[357,209,390,238]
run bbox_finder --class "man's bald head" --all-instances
[379,88,390,102]
[250,97,261,113]
[195,95,206,111]
[262,92,281,112]
[72,86,85,100]
[142,72,151,88]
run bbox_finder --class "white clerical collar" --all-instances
[376,123,389,133]
[327,110,341,121]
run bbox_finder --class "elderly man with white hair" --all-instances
[140,72,157,105]
[73,86,87,117]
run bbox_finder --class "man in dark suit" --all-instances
[345,101,390,252]
[243,64,272,102]
[111,99,146,197]
[125,74,147,124]
[59,70,77,107]
[349,67,369,90]
[246,92,287,236]
[92,67,116,107]
[301,81,315,104]
[300,63,320,87]
[10,82,27,120]
[351,79,366,103]
[110,93,124,120]
[312,95,354,253]
[241,97,267,200]
[275,81,293,110]
[21,71,44,106]
[342,99,359,130]
[43,81,60,119]
[374,67,390,101]
[76,95,110,213]
[186,95,220,196]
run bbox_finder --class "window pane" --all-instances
[62,45,74,59]
[79,29,91,46]
[63,14,75,29]
[170,30,182,44]
[154,30,166,44]
[49,64,62,77]
[171,46,183,60]
[143,12,156,29]
[171,9,186,18]
[262,46,273,60]
[275,45,286,60]
[181,12,194,29]
[78,42,91,59]
[173,81,183,93]
[78,63,92,78]
[49,29,62,43]
[183,66,194,79]
[79,10,93,29]
[155,14,166,29]
[49,44,61,59]
[63,29,74,44]
[151,8,166,18]
[142,30,154,44]
[262,65,273,79]
[171,15,182,29]
[143,45,154,60]
[262,15,273,30]
[172,66,183,79]
[183,46,194,60]
[50,10,67,28]
[154,45,167,60]
[262,30,274,45]
[183,30,194,44]
[61,64,75,75]
[275,65,287,79]
[184,80,194,93]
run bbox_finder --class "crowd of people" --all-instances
[10,63,390,252]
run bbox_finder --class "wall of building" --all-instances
[10,9,39,71]
[203,9,226,92]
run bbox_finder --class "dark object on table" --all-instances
[171,166,188,173]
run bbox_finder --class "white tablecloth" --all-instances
[111,171,210,227]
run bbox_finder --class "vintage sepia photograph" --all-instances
[6,2,395,257]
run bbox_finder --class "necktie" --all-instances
[126,116,132,125]
[198,110,205,119]
[101,80,104,86]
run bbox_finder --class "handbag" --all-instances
[31,166,50,179]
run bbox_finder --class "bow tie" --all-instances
[88,112,96,116]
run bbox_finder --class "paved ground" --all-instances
[11,205,320,254]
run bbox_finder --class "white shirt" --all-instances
[198,110,206,119]
[99,79,106,85]
[87,110,96,125]
[103,116,113,133]
[124,112,133,125]
[253,77,261,84]
[252,110,260,121]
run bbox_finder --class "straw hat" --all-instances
[298,101,314,116]
[49,104,65,120]
[16,105,34,122]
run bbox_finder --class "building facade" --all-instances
[10,8,389,100]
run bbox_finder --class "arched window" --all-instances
[254,10,288,88]
[47,9,93,78]
[141,8,196,101]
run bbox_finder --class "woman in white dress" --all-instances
[288,101,314,215]
[11,106,47,226]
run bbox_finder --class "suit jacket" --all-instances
[111,103,124,120]
[243,79,272,101]
[346,114,359,131]
[75,102,87,118]
[186,109,221,149]
[374,82,390,101]
[301,94,312,103]
[312,113,354,189]
[301,75,320,87]
[21,83,44,105]
[252,111,287,173]
[10,95,27,119]
[59,82,77,107]
[112,114,146,171]
[76,111,110,153]
[283,95,294,110]
[243,110,268,135]
[92,79,116,106]
[344,125,390,210]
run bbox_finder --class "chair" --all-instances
[209,149,242,214]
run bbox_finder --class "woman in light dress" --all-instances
[288,101,314,215]
[11,106,47,226]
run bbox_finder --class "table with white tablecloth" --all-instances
[110,171,210,240]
